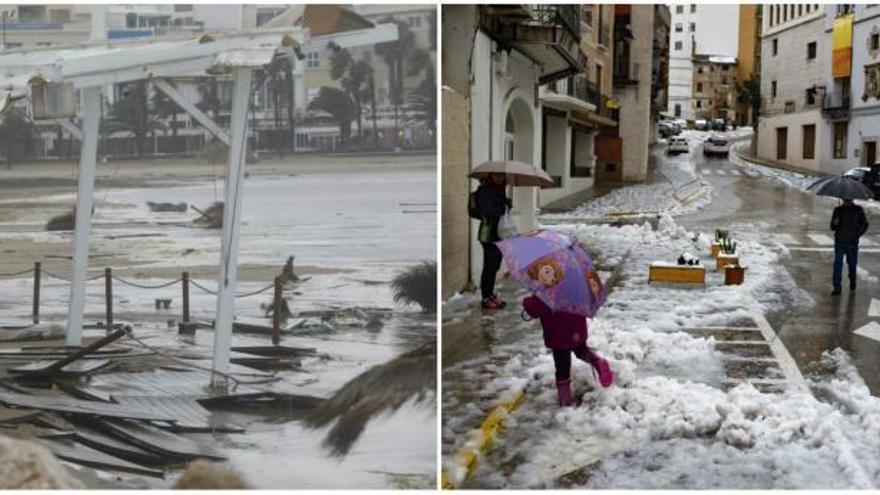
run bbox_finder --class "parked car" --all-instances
[694,119,709,131]
[843,167,871,182]
[712,118,726,131]
[671,122,683,135]
[703,135,731,156]
[667,136,689,154]
[658,122,675,138]
[844,166,880,199]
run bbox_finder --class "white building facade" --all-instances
[837,5,880,170]
[757,4,828,173]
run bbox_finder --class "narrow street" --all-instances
[441,131,880,489]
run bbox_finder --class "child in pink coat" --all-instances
[522,256,613,407]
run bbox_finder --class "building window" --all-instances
[585,9,592,27]
[806,88,817,105]
[408,15,421,28]
[697,82,703,93]
[872,33,880,52]
[777,127,788,160]
[696,100,702,109]
[675,41,683,51]
[772,38,778,56]
[697,66,704,74]
[798,4,803,16]
[675,23,683,33]
[307,51,320,68]
[865,63,880,99]
[834,121,849,159]
[807,41,817,60]
[721,76,728,85]
[836,4,853,17]
[775,5,780,25]
[803,124,816,159]
[676,5,683,14]
[771,80,777,98]
[675,104,681,117]
[784,101,796,113]
[691,5,696,13]
[690,22,696,32]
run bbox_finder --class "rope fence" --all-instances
[3,262,291,343]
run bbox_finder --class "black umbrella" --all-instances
[806,176,874,200]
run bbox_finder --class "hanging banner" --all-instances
[832,13,854,78]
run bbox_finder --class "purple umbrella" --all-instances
[497,229,606,317]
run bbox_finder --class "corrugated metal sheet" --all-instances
[0,391,176,422]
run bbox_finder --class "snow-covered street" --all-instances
[442,131,880,488]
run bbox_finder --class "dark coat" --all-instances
[474,183,507,243]
[831,203,869,244]
[522,295,588,350]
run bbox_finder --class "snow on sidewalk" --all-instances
[444,213,880,489]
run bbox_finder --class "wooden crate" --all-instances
[716,254,739,271]
[648,262,706,284]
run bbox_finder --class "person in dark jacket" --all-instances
[831,198,869,295]
[474,174,510,309]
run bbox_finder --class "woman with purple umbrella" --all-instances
[498,230,614,407]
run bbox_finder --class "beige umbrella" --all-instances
[469,160,556,188]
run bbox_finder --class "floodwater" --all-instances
[0,158,437,488]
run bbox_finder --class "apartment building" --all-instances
[757,4,828,172]
[692,54,737,122]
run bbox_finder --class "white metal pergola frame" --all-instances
[0,22,397,387]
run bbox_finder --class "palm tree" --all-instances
[106,81,165,157]
[196,78,221,119]
[304,341,436,456]
[152,87,179,154]
[0,107,37,169]
[308,86,356,148]
[328,44,372,142]
[407,66,436,146]
[374,19,416,146]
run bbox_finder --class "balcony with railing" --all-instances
[571,77,619,123]
[531,5,581,42]
[480,5,585,84]
[822,90,851,120]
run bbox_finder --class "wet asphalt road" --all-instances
[675,138,880,396]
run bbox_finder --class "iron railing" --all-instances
[823,90,851,120]
[567,77,619,122]
[531,5,581,42]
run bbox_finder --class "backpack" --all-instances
[468,190,481,220]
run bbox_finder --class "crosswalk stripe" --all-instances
[869,298,880,317]
[854,321,880,343]
[807,233,834,246]
[715,169,726,176]
[728,169,740,176]
[700,169,711,175]
[772,233,798,245]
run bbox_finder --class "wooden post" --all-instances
[272,276,282,346]
[104,267,113,332]
[182,271,190,323]
[32,262,40,325]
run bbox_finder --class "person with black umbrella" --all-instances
[808,175,873,295]
[830,198,869,295]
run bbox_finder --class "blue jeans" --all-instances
[833,241,859,289]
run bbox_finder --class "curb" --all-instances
[441,388,526,489]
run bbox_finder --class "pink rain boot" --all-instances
[593,357,614,388]
[556,379,573,407]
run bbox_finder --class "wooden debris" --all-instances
[146,201,187,213]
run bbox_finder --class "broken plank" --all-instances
[231,345,317,358]
[0,391,176,422]
[230,357,301,372]
[91,418,225,462]
[42,438,166,478]
[10,359,112,376]
[111,395,242,433]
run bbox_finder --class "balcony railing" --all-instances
[823,90,851,120]
[531,5,581,42]
[613,59,639,86]
[567,77,619,123]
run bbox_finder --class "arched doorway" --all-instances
[503,97,537,233]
